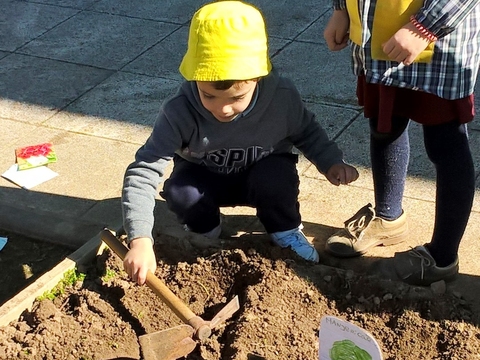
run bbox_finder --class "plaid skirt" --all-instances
[356,76,475,133]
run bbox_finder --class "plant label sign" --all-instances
[319,315,383,360]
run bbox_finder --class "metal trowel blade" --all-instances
[139,324,197,360]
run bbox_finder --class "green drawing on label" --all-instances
[330,339,372,360]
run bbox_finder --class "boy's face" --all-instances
[196,80,258,122]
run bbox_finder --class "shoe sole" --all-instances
[398,262,459,286]
[326,233,407,258]
[406,271,459,286]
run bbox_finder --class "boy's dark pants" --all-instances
[161,154,301,235]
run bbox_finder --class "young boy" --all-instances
[121,1,359,285]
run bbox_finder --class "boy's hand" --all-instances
[382,22,431,66]
[123,237,157,285]
[326,163,359,186]
[324,9,350,51]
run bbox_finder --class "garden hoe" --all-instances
[100,229,240,360]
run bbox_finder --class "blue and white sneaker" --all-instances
[270,225,319,263]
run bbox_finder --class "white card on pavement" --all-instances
[2,164,58,189]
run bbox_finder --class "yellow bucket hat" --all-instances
[179,1,272,81]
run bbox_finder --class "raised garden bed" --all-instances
[0,227,479,359]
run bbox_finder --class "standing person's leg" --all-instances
[371,117,410,220]
[245,153,319,262]
[394,122,475,285]
[326,117,409,257]
[161,157,236,238]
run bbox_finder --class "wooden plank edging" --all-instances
[0,231,106,327]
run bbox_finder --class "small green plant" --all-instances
[37,268,86,301]
[101,268,117,282]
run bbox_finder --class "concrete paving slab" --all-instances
[296,6,334,44]
[90,0,204,24]
[46,72,180,142]
[81,196,123,230]
[303,116,373,186]
[30,0,98,9]
[45,112,153,145]
[1,122,63,187]
[0,120,134,248]
[0,0,79,52]
[18,11,180,70]
[249,0,331,39]
[273,40,358,106]
[0,202,104,249]
[0,54,113,123]
[36,134,135,201]
[0,183,97,226]
[0,123,138,216]
[123,26,189,81]
[1,118,38,148]
[306,102,363,139]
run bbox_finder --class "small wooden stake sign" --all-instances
[319,316,383,360]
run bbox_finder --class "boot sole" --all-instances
[326,233,408,258]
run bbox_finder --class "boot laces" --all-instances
[344,204,375,241]
[408,247,432,280]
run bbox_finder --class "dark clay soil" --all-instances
[1,222,480,360]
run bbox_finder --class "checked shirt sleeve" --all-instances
[415,0,480,38]
[332,0,346,11]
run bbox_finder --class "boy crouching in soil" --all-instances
[121,1,359,285]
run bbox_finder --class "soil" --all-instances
[1,219,480,360]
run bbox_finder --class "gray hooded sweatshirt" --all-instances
[122,69,344,241]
